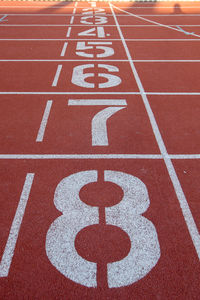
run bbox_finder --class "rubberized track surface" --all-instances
[0,1,200,299]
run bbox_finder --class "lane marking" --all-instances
[1,92,200,95]
[52,64,62,87]
[60,42,68,57]
[0,39,200,41]
[0,14,7,22]
[1,60,200,62]
[75,2,78,8]
[36,100,52,142]
[0,154,162,159]
[112,4,200,39]
[1,24,200,27]
[68,99,127,106]
[110,3,200,260]
[0,173,35,277]
[70,16,74,25]
[2,13,200,16]
[175,25,194,35]
[66,27,71,38]
[0,154,200,160]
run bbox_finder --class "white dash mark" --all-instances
[68,99,127,106]
[0,173,35,277]
[60,42,68,57]
[66,27,71,38]
[75,2,78,8]
[52,64,62,87]
[70,16,74,24]
[0,14,8,22]
[36,100,52,142]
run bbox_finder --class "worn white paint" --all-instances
[36,100,52,142]
[0,173,34,277]
[92,106,125,146]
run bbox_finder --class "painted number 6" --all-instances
[71,64,121,88]
[46,170,160,288]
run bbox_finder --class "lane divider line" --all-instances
[66,26,71,38]
[60,42,68,57]
[111,4,200,39]
[52,64,62,87]
[0,154,200,160]
[110,2,200,260]
[70,15,74,24]
[0,173,35,277]
[0,14,8,22]
[176,25,195,35]
[36,100,52,142]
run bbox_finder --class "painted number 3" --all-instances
[46,170,160,288]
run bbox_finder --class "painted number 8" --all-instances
[46,170,160,288]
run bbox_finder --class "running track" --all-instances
[0,1,200,299]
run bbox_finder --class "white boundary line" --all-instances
[0,154,162,159]
[112,4,200,38]
[0,154,200,159]
[0,59,200,62]
[110,2,200,260]
[60,42,68,56]
[1,24,200,27]
[0,173,35,277]
[52,64,62,87]
[1,92,200,95]
[36,100,52,142]
[2,13,200,16]
[0,39,200,41]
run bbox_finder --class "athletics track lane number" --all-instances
[46,170,160,288]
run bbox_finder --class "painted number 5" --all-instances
[46,170,160,288]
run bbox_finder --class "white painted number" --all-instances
[78,27,106,38]
[80,16,108,25]
[46,170,160,288]
[68,99,127,146]
[76,42,114,58]
[71,64,121,88]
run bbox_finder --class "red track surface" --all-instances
[0,1,200,299]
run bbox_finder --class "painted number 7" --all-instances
[68,99,127,146]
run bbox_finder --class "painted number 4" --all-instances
[46,170,160,288]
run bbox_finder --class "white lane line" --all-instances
[52,64,62,87]
[0,173,34,277]
[60,42,68,57]
[1,60,200,62]
[70,16,74,24]
[110,3,200,260]
[1,39,200,41]
[1,92,200,95]
[0,154,200,160]
[170,155,200,159]
[1,24,200,27]
[0,92,141,95]
[75,2,78,8]
[0,14,7,22]
[36,100,52,142]
[0,154,162,159]
[68,99,127,106]
[3,13,200,16]
[66,27,71,38]
[112,4,200,39]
